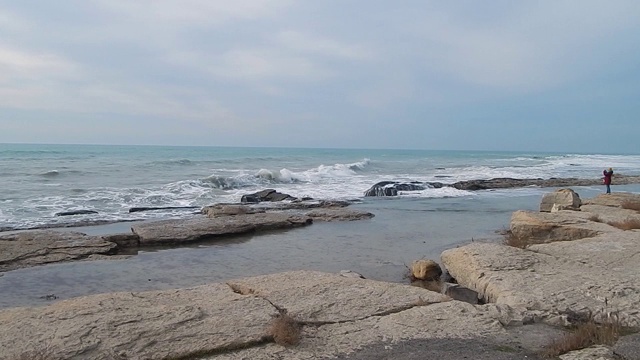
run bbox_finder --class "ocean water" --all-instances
[2,143,640,231]
[1,144,640,308]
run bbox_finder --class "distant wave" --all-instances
[200,175,258,189]
[199,159,372,190]
[41,170,60,177]
[154,159,194,166]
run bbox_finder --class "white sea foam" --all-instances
[2,144,640,231]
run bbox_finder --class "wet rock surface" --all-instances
[131,213,313,245]
[364,175,640,195]
[0,230,118,272]
[0,199,370,272]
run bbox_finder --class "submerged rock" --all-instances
[55,210,98,216]
[241,189,295,203]
[364,181,429,196]
[128,206,199,213]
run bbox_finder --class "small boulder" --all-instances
[540,189,581,212]
[241,189,295,203]
[410,259,442,281]
[339,270,365,279]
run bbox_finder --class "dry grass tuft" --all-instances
[587,214,602,222]
[606,218,640,230]
[268,313,301,347]
[543,318,620,358]
[621,200,640,212]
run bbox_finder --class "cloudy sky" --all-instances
[1,1,639,153]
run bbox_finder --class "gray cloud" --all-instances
[0,1,639,152]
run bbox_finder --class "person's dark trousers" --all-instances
[606,184,611,193]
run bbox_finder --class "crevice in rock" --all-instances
[158,337,273,360]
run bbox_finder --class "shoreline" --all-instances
[4,175,640,234]
[1,187,639,358]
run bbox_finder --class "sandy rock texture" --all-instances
[131,212,313,245]
[442,192,640,327]
[0,230,118,272]
[0,271,517,360]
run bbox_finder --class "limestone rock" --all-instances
[442,234,640,327]
[560,345,615,360]
[0,271,467,360]
[0,230,118,272]
[304,208,374,221]
[613,333,640,360]
[540,188,581,212]
[201,204,260,217]
[583,192,640,207]
[0,283,274,360]
[131,213,313,245]
[226,270,450,323]
[101,233,140,248]
[510,210,608,245]
[443,283,478,304]
[410,259,442,280]
[339,270,365,279]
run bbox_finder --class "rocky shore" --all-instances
[1,188,640,359]
[364,174,640,195]
[0,196,373,273]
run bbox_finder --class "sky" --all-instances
[0,1,639,153]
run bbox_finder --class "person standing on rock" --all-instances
[603,168,614,194]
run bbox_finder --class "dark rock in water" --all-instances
[241,189,295,203]
[364,181,427,196]
[55,210,98,216]
[40,294,58,301]
[128,206,199,213]
[364,175,640,195]
[240,194,261,203]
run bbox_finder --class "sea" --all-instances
[1,143,640,308]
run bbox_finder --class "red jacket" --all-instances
[603,170,613,185]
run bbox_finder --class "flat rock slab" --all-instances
[212,302,519,360]
[584,193,640,207]
[0,230,118,272]
[613,333,640,360]
[446,191,640,328]
[0,282,275,360]
[227,270,450,324]
[304,208,374,222]
[131,213,313,245]
[0,270,515,360]
[442,234,640,327]
[510,210,613,244]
